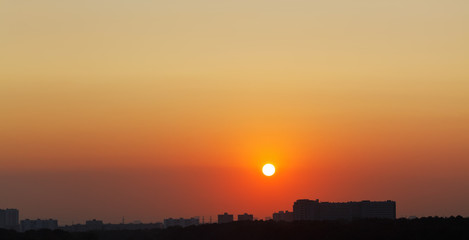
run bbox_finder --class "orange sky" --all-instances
[1,0,469,224]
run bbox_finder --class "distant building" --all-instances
[60,222,163,232]
[319,202,355,220]
[164,217,199,228]
[85,219,104,231]
[59,224,88,232]
[237,213,253,221]
[217,213,233,224]
[293,199,396,221]
[273,211,294,222]
[293,199,320,221]
[0,209,19,230]
[21,219,58,231]
[102,222,163,231]
[359,200,396,219]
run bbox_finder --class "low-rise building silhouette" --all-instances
[273,211,294,222]
[102,222,163,231]
[61,220,163,232]
[0,209,19,231]
[237,213,253,221]
[85,219,104,231]
[293,199,396,220]
[164,217,199,228]
[218,213,233,224]
[20,219,58,231]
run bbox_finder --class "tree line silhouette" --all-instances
[1,217,468,240]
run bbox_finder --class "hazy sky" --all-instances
[1,0,468,224]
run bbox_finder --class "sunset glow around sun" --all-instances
[262,164,275,176]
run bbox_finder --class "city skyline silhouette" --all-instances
[2,198,397,231]
[1,1,468,239]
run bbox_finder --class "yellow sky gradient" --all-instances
[1,0,469,222]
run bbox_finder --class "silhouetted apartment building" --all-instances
[237,213,253,221]
[319,202,356,220]
[293,199,396,220]
[85,219,104,231]
[21,219,58,232]
[273,211,294,222]
[293,199,320,221]
[0,209,19,230]
[360,200,397,219]
[218,213,233,224]
[164,217,199,228]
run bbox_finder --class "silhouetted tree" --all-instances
[1,218,469,240]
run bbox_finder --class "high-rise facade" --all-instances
[0,209,19,230]
[293,199,320,221]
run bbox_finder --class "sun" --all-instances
[262,164,276,176]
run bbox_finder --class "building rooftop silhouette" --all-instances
[293,199,396,221]
[237,213,254,221]
[20,219,58,232]
[164,217,199,228]
[218,213,234,224]
[273,211,294,222]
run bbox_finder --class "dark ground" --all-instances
[1,217,469,240]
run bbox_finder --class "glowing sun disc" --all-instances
[262,164,276,176]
